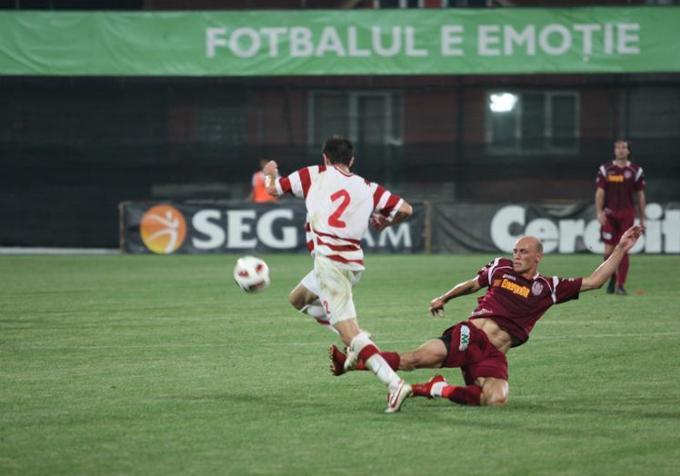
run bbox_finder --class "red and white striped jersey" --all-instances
[275,165,404,270]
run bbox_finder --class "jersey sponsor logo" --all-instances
[502,273,517,281]
[498,278,530,298]
[140,204,187,254]
[459,324,470,351]
[531,281,544,296]
[607,174,624,183]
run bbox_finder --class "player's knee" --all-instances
[482,381,509,407]
[484,393,508,407]
[288,290,305,310]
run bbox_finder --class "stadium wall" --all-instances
[2,75,679,248]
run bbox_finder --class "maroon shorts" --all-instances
[439,321,508,385]
[601,208,635,246]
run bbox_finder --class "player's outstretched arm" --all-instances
[429,277,481,317]
[263,160,280,196]
[581,225,643,292]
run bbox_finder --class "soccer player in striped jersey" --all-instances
[263,135,414,413]
[595,139,646,295]
[330,226,643,408]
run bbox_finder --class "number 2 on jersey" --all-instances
[328,189,350,228]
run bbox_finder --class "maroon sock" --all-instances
[617,254,630,286]
[441,385,482,406]
[356,352,400,371]
[379,352,400,370]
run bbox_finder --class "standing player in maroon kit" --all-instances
[329,226,643,408]
[596,139,646,295]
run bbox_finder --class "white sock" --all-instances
[350,332,400,387]
[366,354,401,387]
[431,382,447,398]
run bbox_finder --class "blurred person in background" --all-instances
[248,159,278,203]
[595,139,646,295]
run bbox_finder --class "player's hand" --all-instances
[639,220,646,234]
[597,211,607,226]
[617,225,643,253]
[429,297,446,317]
[369,213,390,231]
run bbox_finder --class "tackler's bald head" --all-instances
[515,235,543,255]
[512,236,543,276]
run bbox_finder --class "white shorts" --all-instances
[301,255,362,326]
[300,269,321,297]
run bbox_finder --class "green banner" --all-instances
[0,7,678,76]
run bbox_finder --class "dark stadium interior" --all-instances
[1,0,679,247]
[2,73,679,247]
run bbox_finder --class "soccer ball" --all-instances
[233,256,270,293]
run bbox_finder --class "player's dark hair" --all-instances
[615,138,632,156]
[322,135,354,166]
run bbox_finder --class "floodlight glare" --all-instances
[489,93,518,113]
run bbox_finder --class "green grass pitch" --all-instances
[2,253,679,475]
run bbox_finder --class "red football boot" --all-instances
[328,344,347,376]
[411,375,448,399]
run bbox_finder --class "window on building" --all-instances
[486,90,579,154]
[308,91,403,148]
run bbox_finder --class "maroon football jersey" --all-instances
[596,161,645,211]
[469,258,582,347]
